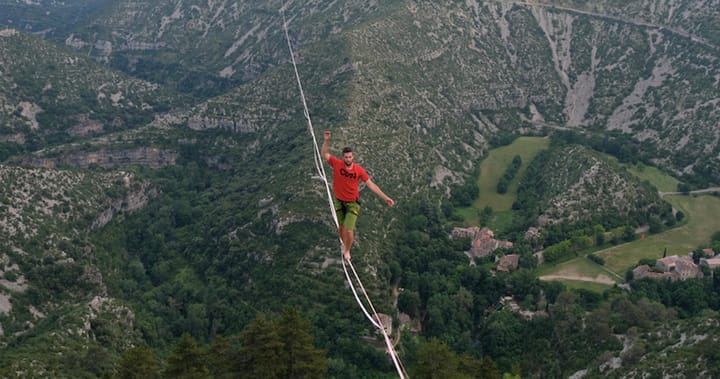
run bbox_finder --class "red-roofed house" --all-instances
[496,254,520,272]
[451,226,513,258]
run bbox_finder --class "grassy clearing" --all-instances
[474,136,550,211]
[537,256,619,282]
[457,136,550,226]
[598,194,720,275]
[537,257,618,292]
[625,163,681,192]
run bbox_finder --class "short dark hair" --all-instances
[342,146,353,154]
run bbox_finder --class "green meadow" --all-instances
[598,194,720,275]
[552,279,618,293]
[456,136,550,230]
[536,255,621,284]
[625,163,681,192]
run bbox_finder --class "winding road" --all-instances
[658,187,720,197]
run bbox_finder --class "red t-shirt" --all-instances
[328,155,369,202]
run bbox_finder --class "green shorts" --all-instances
[334,199,360,230]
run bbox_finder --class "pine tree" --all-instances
[164,333,210,379]
[413,338,461,379]
[276,308,327,379]
[116,346,161,379]
[236,314,284,379]
[457,354,501,379]
[206,335,234,378]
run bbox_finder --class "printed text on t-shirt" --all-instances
[340,168,357,179]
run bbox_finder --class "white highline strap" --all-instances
[281,8,407,379]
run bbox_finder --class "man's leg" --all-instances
[334,199,351,259]
[338,225,348,259]
[341,227,354,261]
[341,202,360,261]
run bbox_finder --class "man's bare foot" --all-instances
[343,249,351,261]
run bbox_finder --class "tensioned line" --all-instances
[280,7,408,379]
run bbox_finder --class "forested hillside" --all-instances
[514,144,672,229]
[0,29,187,154]
[1,0,720,377]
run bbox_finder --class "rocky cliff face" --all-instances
[23,147,178,169]
[0,29,185,153]
[163,0,720,203]
[0,165,152,243]
[3,1,720,186]
[90,179,158,230]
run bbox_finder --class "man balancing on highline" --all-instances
[322,131,394,261]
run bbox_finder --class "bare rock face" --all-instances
[90,179,158,231]
[187,115,258,133]
[0,133,25,144]
[66,115,105,137]
[24,147,178,169]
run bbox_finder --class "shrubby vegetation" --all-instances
[0,307,327,378]
[1,107,717,379]
[510,142,674,245]
[388,134,720,376]
[551,129,718,188]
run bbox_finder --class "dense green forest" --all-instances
[30,148,719,377]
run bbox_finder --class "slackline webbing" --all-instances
[280,8,408,379]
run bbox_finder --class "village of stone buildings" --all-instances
[632,248,720,281]
[450,226,518,272]
[450,226,718,282]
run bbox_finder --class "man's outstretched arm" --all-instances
[366,179,394,207]
[322,131,331,161]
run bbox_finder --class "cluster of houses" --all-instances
[449,225,720,282]
[632,248,720,281]
[450,226,519,271]
[450,226,513,256]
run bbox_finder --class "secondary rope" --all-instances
[281,8,408,379]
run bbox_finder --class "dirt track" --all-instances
[539,274,616,285]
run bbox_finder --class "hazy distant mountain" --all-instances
[0,0,112,34]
